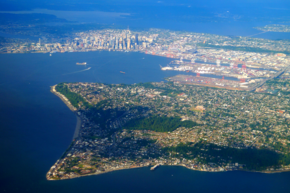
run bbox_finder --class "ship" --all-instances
[120,71,126,74]
[160,64,173,71]
[76,62,87,65]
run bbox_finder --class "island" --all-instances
[47,74,290,180]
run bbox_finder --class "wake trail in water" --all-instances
[63,67,91,75]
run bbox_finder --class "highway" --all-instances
[249,67,289,92]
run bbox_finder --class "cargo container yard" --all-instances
[162,61,277,79]
[168,75,261,91]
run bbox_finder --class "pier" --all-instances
[150,164,161,171]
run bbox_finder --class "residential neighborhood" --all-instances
[47,78,290,180]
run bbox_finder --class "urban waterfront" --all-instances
[2,51,290,192]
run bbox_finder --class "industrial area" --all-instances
[163,56,287,91]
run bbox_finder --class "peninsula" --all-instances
[39,27,290,180]
[48,76,290,180]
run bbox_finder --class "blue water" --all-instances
[2,9,290,41]
[1,51,290,193]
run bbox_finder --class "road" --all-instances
[249,67,289,91]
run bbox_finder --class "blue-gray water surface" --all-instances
[1,51,290,193]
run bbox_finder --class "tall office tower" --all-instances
[119,38,122,49]
[112,39,115,48]
[39,38,41,46]
[127,26,131,34]
[123,39,126,50]
[127,38,130,50]
[135,34,139,45]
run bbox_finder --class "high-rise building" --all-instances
[115,38,118,48]
[123,39,126,50]
[135,34,139,45]
[127,38,130,50]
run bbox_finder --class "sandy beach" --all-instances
[50,85,81,139]
[73,116,81,139]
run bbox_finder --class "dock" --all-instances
[150,164,161,171]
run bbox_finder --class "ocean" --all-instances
[1,51,290,193]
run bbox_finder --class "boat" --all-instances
[120,71,125,74]
[161,67,173,70]
[76,62,87,65]
[49,53,52,56]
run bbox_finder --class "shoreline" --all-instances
[50,84,81,140]
[47,85,290,181]
[50,85,77,112]
[73,116,81,139]
[48,165,148,181]
[47,163,290,181]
